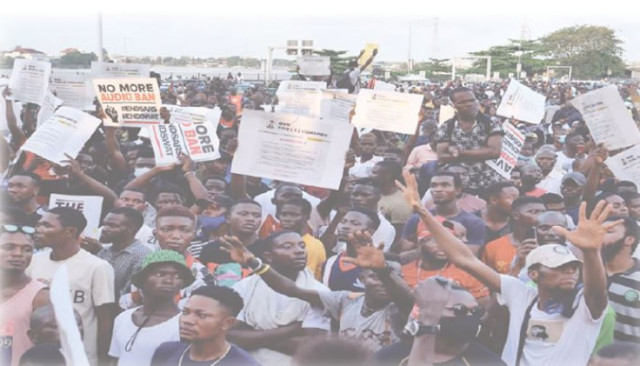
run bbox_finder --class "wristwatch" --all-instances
[403,319,439,337]
[247,257,263,272]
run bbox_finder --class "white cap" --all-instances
[525,244,582,270]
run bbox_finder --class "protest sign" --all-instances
[359,43,379,66]
[438,105,456,125]
[605,144,640,189]
[20,107,101,165]
[49,70,92,109]
[51,265,91,366]
[149,106,221,166]
[232,110,353,189]
[485,121,525,179]
[49,194,104,239]
[570,85,640,150]
[496,80,546,124]
[90,61,150,78]
[319,90,356,123]
[297,56,331,76]
[8,59,51,105]
[37,91,63,127]
[352,89,423,134]
[373,81,396,92]
[275,80,326,116]
[93,78,162,127]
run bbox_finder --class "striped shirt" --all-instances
[607,259,640,342]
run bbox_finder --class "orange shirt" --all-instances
[228,95,243,116]
[525,187,548,198]
[481,234,517,274]
[401,260,489,299]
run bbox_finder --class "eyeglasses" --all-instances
[446,304,485,318]
[2,225,36,235]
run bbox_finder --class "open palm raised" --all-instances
[342,231,386,270]
[553,200,623,252]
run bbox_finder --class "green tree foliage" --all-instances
[540,25,625,79]
[59,51,97,68]
[313,49,350,74]
[467,39,547,78]
[0,56,14,69]
[413,58,451,81]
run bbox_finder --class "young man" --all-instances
[258,184,304,238]
[602,217,640,342]
[151,285,260,366]
[0,223,50,366]
[372,161,413,235]
[479,181,519,243]
[435,87,504,196]
[403,172,486,256]
[5,173,46,227]
[220,231,413,353]
[561,172,587,225]
[198,200,262,285]
[349,180,396,251]
[224,232,331,365]
[275,198,326,280]
[421,164,487,213]
[398,171,617,366]
[482,197,546,274]
[535,147,563,194]
[119,206,212,310]
[349,133,383,178]
[541,192,577,229]
[520,164,548,198]
[109,250,195,366]
[27,207,115,365]
[323,208,381,291]
[555,132,586,172]
[97,207,151,299]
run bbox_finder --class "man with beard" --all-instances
[397,171,617,366]
[520,164,548,198]
[5,173,46,227]
[602,217,640,342]
[536,147,563,194]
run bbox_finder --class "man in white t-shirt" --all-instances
[398,172,616,366]
[349,133,383,178]
[28,207,115,365]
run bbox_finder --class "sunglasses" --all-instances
[2,225,36,235]
[446,304,485,318]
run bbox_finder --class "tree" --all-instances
[0,56,14,69]
[313,49,350,75]
[59,51,98,68]
[413,58,451,81]
[540,25,625,79]
[468,39,547,78]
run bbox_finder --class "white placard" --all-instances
[297,56,331,76]
[605,145,640,188]
[164,105,221,126]
[148,120,220,166]
[51,265,91,366]
[275,80,326,116]
[570,85,640,150]
[37,91,63,127]
[49,194,104,239]
[319,90,357,123]
[20,107,101,165]
[49,70,92,109]
[8,59,51,105]
[373,81,396,92]
[352,89,423,134]
[485,121,525,179]
[496,80,546,124]
[90,62,150,78]
[148,123,187,166]
[438,105,456,125]
[232,110,353,190]
[93,78,162,127]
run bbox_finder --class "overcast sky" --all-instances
[1,0,638,63]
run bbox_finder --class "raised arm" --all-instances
[359,49,378,72]
[220,236,324,308]
[103,126,129,173]
[2,87,27,147]
[582,145,607,204]
[179,154,208,201]
[62,154,118,205]
[552,201,620,319]
[396,171,502,293]
[123,164,176,191]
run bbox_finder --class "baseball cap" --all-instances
[525,244,582,270]
[561,172,586,186]
[131,250,195,288]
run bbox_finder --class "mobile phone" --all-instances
[525,227,537,241]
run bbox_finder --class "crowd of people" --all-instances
[1,52,640,366]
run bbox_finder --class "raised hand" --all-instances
[2,87,12,99]
[553,201,623,252]
[593,144,608,165]
[396,170,422,211]
[413,277,453,324]
[219,235,255,265]
[341,230,385,269]
[61,153,83,177]
[178,153,196,173]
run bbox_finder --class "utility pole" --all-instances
[432,17,439,59]
[408,25,413,72]
[97,13,104,62]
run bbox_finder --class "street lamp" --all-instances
[514,50,524,79]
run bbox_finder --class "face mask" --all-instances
[558,135,566,144]
[134,167,151,177]
[438,316,481,346]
